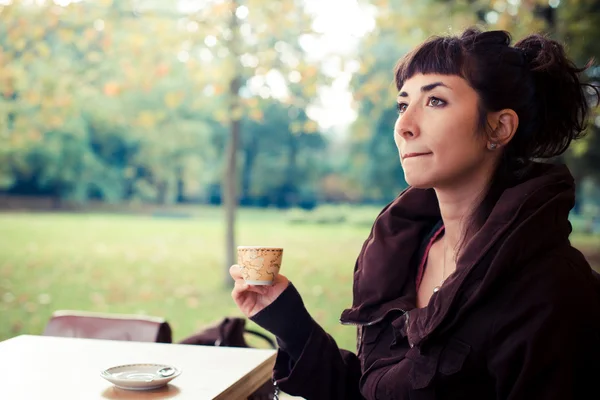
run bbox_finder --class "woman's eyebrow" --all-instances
[398,82,452,98]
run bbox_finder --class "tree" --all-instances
[240,100,326,208]
[348,0,600,201]
[178,0,330,284]
[0,0,220,203]
[347,0,477,201]
[0,0,330,286]
[555,0,600,185]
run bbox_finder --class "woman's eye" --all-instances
[396,103,408,114]
[427,97,446,107]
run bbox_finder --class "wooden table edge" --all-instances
[213,351,277,400]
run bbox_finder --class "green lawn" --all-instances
[1,209,598,352]
[0,209,373,351]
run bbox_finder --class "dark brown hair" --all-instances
[393,27,599,256]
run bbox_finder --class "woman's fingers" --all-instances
[231,279,249,301]
[229,264,243,280]
[248,285,268,294]
[231,277,267,301]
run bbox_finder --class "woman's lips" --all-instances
[402,152,433,160]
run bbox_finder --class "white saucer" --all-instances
[245,280,273,285]
[101,363,182,391]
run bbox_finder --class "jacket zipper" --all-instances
[341,308,414,350]
[338,187,413,330]
[339,307,406,327]
[270,310,410,396]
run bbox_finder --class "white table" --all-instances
[0,335,277,399]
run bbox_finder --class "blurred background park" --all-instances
[1,0,600,355]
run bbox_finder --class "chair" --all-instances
[178,317,276,348]
[43,310,172,343]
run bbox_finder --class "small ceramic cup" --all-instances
[237,246,283,285]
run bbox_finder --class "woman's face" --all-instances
[394,73,492,189]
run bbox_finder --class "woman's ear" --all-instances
[486,109,519,150]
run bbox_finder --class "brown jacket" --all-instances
[253,163,600,399]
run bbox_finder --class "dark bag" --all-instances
[178,317,277,400]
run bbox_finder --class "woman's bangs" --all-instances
[394,38,465,90]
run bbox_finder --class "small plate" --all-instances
[101,363,182,391]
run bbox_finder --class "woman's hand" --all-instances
[230,265,289,318]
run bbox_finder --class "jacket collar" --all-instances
[341,163,575,344]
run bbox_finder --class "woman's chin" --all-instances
[404,175,433,189]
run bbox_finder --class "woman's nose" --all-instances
[394,108,419,140]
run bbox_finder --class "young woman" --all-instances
[230,27,600,399]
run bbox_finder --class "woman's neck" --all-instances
[434,174,492,258]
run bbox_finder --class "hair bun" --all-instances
[515,34,568,74]
[520,48,536,66]
[461,28,511,47]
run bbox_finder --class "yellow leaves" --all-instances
[102,35,112,51]
[298,65,318,81]
[21,52,34,64]
[84,28,97,43]
[39,96,54,110]
[54,95,72,108]
[350,119,373,141]
[280,1,297,15]
[213,109,228,124]
[129,34,147,53]
[1,70,15,98]
[103,82,120,97]
[249,108,263,121]
[213,85,226,95]
[86,52,102,63]
[260,48,278,65]
[231,105,244,121]
[124,167,135,179]
[290,121,303,134]
[136,111,156,129]
[211,2,235,18]
[570,137,589,157]
[286,119,319,134]
[47,12,59,29]
[303,120,318,133]
[360,55,376,74]
[164,92,184,109]
[14,38,26,52]
[30,26,45,41]
[244,97,260,109]
[119,61,136,82]
[155,63,170,78]
[28,129,42,142]
[57,29,74,43]
[189,70,210,87]
[141,80,153,93]
[23,91,41,105]
[374,0,391,9]
[302,84,317,98]
[48,115,64,129]
[35,42,50,58]
[9,132,23,148]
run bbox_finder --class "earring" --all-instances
[489,142,498,150]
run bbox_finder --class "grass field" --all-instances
[1,207,599,352]
[0,207,379,351]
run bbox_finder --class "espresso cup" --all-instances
[237,246,283,285]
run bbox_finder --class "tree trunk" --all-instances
[224,102,240,287]
[241,134,258,204]
[223,0,241,287]
[283,133,299,207]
